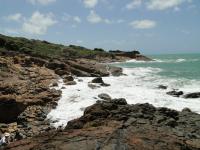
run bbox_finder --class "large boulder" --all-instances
[91,77,110,87]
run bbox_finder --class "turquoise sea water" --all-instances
[116,53,200,80]
[48,53,200,127]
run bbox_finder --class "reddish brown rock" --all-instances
[5,99,200,150]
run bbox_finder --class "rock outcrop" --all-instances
[166,90,184,97]
[5,98,200,150]
[184,92,200,99]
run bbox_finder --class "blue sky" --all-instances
[0,0,200,54]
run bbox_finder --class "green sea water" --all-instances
[116,53,200,80]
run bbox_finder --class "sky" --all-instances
[0,0,200,54]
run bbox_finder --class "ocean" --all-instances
[48,53,200,127]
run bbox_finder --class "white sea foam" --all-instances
[125,58,199,64]
[47,67,200,128]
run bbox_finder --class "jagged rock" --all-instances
[6,99,200,150]
[184,92,200,98]
[166,90,184,97]
[91,77,110,87]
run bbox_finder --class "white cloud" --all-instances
[130,19,156,29]
[87,10,102,23]
[87,10,112,24]
[83,0,98,8]
[62,14,82,25]
[104,19,112,24]
[27,0,56,5]
[6,13,22,22]
[73,16,81,23]
[147,0,191,10]
[22,11,56,35]
[126,0,142,10]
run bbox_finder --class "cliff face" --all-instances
[5,98,200,150]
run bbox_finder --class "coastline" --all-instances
[1,34,200,149]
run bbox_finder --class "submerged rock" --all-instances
[166,90,184,97]
[88,83,101,89]
[98,93,112,101]
[184,92,200,98]
[158,85,168,89]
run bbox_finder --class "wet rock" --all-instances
[91,77,110,87]
[184,92,200,98]
[166,90,184,97]
[7,99,200,150]
[158,85,168,89]
[88,83,100,89]
[64,81,77,85]
[63,75,74,82]
[91,77,104,84]
[109,67,123,76]
[98,93,112,101]
[78,79,83,82]
[51,82,58,87]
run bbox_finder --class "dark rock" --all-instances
[64,81,76,85]
[98,93,112,101]
[51,82,58,87]
[165,118,177,127]
[63,75,74,82]
[184,92,200,98]
[166,90,184,97]
[182,108,192,112]
[158,85,168,89]
[5,99,200,150]
[112,98,127,105]
[100,82,110,87]
[0,37,6,47]
[78,79,83,82]
[91,77,104,84]
[0,96,26,123]
[91,77,110,87]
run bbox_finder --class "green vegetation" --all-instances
[0,34,113,60]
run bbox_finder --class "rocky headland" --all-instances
[0,34,200,150]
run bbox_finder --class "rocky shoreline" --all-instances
[5,97,200,150]
[1,34,200,150]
